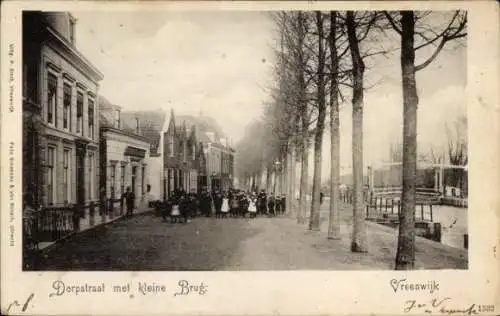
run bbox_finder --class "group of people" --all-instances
[159,188,287,223]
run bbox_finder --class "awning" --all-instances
[124,146,146,158]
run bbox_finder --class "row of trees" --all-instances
[236,10,466,270]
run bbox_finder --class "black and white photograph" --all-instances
[2,1,499,315]
[20,9,470,271]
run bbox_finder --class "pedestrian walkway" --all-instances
[32,202,467,270]
[36,205,154,251]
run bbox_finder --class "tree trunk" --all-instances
[346,11,368,252]
[296,11,309,225]
[290,138,297,216]
[298,134,309,224]
[309,11,326,231]
[286,142,293,214]
[328,10,341,240]
[396,11,418,270]
[266,166,272,192]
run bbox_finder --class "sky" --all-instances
[72,11,466,177]
[73,11,275,143]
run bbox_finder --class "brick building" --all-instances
[163,110,203,197]
[99,96,151,210]
[175,114,235,193]
[22,12,103,209]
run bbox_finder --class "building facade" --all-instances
[163,110,201,197]
[202,133,235,192]
[23,12,103,210]
[99,96,151,210]
[121,110,168,203]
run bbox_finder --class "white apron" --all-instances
[248,200,257,213]
[171,204,180,216]
[221,198,229,213]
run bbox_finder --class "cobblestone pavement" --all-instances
[33,204,467,270]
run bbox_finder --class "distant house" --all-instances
[99,96,151,210]
[164,110,198,196]
[121,110,169,202]
[176,114,235,192]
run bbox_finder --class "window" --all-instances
[47,73,57,125]
[47,146,56,205]
[168,135,174,157]
[192,143,196,161]
[63,149,71,202]
[88,98,94,139]
[88,152,94,200]
[76,91,83,134]
[63,83,72,130]
[110,164,116,199]
[182,141,187,162]
[120,165,125,196]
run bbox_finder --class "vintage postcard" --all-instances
[1,0,499,315]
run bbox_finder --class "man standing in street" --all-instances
[124,186,135,217]
[258,190,267,216]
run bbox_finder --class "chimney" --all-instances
[135,117,140,135]
[115,109,121,129]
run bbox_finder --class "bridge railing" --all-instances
[365,187,441,222]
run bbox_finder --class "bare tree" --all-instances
[346,11,369,252]
[295,11,314,225]
[328,10,342,239]
[309,11,327,231]
[384,10,467,270]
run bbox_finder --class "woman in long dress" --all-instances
[221,193,229,218]
[248,195,257,218]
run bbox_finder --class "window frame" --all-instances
[168,134,174,157]
[76,90,84,135]
[110,163,116,199]
[46,72,58,127]
[63,83,72,131]
[63,148,71,203]
[88,152,94,200]
[47,146,56,205]
[88,97,95,139]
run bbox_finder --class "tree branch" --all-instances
[383,11,402,35]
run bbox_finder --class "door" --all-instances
[132,166,137,198]
[76,152,85,206]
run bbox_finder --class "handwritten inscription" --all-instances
[403,297,495,315]
[5,293,34,314]
[390,278,440,294]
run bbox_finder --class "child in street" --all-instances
[221,193,229,218]
[248,195,257,218]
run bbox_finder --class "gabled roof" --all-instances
[98,95,135,133]
[121,110,167,155]
[176,114,226,145]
